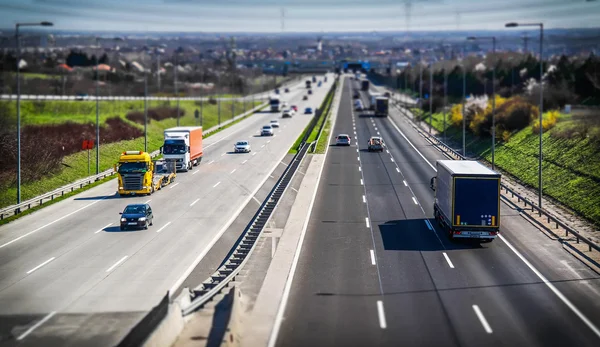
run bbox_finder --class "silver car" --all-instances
[261,125,275,136]
[270,120,280,128]
[335,134,352,146]
[234,141,251,153]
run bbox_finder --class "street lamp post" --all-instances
[429,63,433,134]
[419,61,423,111]
[462,56,467,158]
[174,52,179,126]
[468,36,496,169]
[506,22,544,211]
[144,72,148,152]
[15,21,53,204]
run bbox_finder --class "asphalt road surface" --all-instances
[274,76,600,347]
[0,75,332,346]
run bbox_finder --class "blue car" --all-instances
[304,107,313,114]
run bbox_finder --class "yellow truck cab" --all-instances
[115,151,154,196]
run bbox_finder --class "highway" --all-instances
[274,76,600,347]
[0,75,331,346]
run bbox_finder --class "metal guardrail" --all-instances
[391,100,600,254]
[0,101,268,221]
[0,94,269,102]
[181,141,311,316]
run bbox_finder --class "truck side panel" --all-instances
[436,163,453,222]
[189,127,203,161]
[452,177,500,228]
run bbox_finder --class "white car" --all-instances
[234,141,251,153]
[261,125,275,136]
[282,110,293,118]
[283,108,294,115]
[270,120,280,128]
[335,134,352,146]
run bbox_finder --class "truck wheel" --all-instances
[188,162,193,171]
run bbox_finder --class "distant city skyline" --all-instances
[1,0,600,33]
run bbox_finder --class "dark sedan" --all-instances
[120,203,153,230]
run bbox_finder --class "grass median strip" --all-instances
[289,81,337,154]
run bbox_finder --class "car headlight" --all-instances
[138,217,147,221]
[119,186,124,189]
[121,218,126,222]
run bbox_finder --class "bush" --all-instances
[124,107,185,124]
[532,110,559,133]
[0,117,143,185]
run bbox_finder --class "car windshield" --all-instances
[263,126,271,129]
[271,121,278,123]
[118,162,148,173]
[123,205,145,214]
[236,142,248,146]
[163,143,187,154]
[338,136,349,140]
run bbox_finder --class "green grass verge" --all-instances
[0,99,263,209]
[0,174,116,226]
[315,117,332,154]
[420,110,600,226]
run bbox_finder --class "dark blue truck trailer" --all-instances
[430,160,501,242]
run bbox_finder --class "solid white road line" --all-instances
[144,199,152,204]
[473,305,493,334]
[499,234,600,338]
[403,180,408,186]
[230,169,237,174]
[95,223,112,234]
[242,160,248,164]
[389,117,436,171]
[412,197,419,205]
[377,301,387,329]
[213,182,221,188]
[396,167,400,173]
[190,198,200,207]
[0,196,109,249]
[26,257,55,274]
[208,160,215,165]
[363,195,366,203]
[106,256,128,273]
[365,217,370,228]
[443,252,455,269]
[169,182,180,189]
[360,179,364,185]
[156,221,172,233]
[16,311,56,340]
[370,250,376,265]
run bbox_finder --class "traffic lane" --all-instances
[0,79,319,251]
[0,82,327,288]
[276,78,385,347]
[381,105,600,342]
[354,113,461,346]
[0,82,332,334]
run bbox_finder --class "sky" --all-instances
[1,0,600,33]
